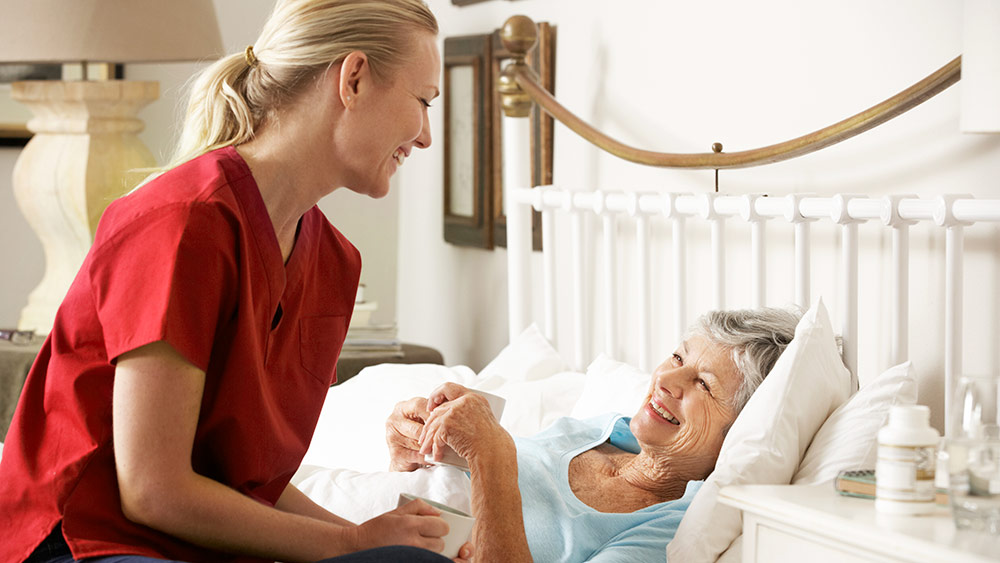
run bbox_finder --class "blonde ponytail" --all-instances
[166,0,438,170]
[166,54,256,169]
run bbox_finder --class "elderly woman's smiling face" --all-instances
[630,335,742,478]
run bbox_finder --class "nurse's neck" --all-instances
[234,143,319,264]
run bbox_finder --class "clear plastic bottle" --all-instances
[875,405,940,515]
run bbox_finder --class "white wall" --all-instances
[0,148,42,325]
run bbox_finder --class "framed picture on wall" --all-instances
[443,34,494,249]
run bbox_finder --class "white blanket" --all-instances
[292,464,472,524]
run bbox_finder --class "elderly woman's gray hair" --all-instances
[689,307,801,415]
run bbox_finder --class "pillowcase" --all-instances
[793,361,917,484]
[569,354,651,420]
[476,369,585,437]
[716,536,742,563]
[667,299,852,563]
[477,323,567,382]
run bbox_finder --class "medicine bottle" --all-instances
[875,405,940,514]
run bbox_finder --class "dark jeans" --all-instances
[26,525,451,563]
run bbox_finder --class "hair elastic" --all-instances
[244,45,259,68]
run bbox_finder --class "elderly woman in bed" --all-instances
[386,308,800,563]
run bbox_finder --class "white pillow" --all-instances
[668,299,852,563]
[569,354,650,420]
[477,370,585,437]
[793,361,917,484]
[717,536,742,563]
[477,323,567,381]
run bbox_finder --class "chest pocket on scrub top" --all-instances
[299,315,348,385]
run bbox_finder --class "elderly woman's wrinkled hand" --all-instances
[385,397,432,472]
[419,383,514,467]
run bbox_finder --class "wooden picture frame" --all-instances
[0,63,122,147]
[491,22,555,249]
[443,35,493,248]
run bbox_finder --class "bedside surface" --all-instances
[719,484,1000,562]
[335,343,444,384]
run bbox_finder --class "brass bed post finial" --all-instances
[712,142,723,192]
[499,15,539,118]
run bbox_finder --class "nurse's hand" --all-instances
[354,498,447,553]
[386,397,431,472]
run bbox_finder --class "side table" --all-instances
[0,338,43,441]
[719,483,1000,562]
[336,344,444,384]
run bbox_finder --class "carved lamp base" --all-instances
[11,80,158,333]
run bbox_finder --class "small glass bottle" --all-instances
[875,405,940,515]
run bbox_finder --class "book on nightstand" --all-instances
[343,323,403,355]
[834,469,948,505]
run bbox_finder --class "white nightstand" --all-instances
[718,484,1000,562]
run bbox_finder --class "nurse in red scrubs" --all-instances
[0,1,461,562]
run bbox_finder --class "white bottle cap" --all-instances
[888,404,930,428]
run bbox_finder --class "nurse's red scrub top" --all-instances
[0,146,361,563]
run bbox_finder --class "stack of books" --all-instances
[342,324,404,359]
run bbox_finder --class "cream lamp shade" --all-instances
[0,0,222,64]
[961,0,1000,133]
[0,0,223,333]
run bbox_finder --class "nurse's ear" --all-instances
[338,51,370,109]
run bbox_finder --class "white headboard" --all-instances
[505,187,1000,438]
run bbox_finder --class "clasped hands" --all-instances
[386,382,514,473]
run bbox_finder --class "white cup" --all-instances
[397,493,475,558]
[423,389,506,471]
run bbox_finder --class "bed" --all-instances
[291,14,1000,563]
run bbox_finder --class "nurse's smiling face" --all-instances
[338,31,440,199]
[629,335,742,478]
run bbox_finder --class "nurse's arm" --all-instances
[112,340,443,561]
[275,483,353,526]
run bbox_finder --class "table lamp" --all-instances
[0,0,223,333]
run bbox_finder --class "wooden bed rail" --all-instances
[497,15,962,170]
